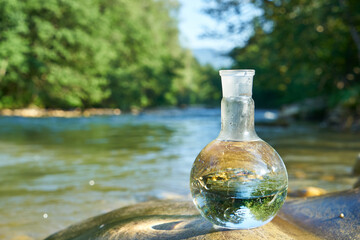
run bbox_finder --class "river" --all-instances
[0,108,359,239]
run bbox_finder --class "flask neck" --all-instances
[217,69,258,141]
[217,96,259,141]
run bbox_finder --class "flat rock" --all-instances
[45,189,360,240]
[280,188,360,240]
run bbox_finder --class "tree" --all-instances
[0,0,113,108]
[204,0,360,110]
[0,0,216,110]
[103,0,187,109]
[0,0,30,108]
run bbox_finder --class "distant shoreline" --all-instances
[0,105,217,118]
[0,108,122,118]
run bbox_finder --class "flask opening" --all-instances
[219,69,255,77]
[219,69,255,98]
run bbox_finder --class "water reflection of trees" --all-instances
[247,188,287,222]
[247,177,288,222]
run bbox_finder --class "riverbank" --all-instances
[2,104,359,131]
[279,97,360,131]
[0,108,121,118]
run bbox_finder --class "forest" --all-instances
[1,0,359,122]
[205,0,360,113]
[0,0,219,110]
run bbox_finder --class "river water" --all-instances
[0,108,359,239]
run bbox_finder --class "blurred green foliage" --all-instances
[205,0,360,110]
[0,0,220,110]
[3,0,358,114]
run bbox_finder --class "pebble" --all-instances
[303,187,327,197]
[11,236,34,240]
[288,187,327,197]
[353,153,360,176]
[354,178,360,189]
[294,171,307,179]
[320,175,335,181]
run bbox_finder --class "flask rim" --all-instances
[219,69,255,77]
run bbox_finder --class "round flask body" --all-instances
[190,139,288,229]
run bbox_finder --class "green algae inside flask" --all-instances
[190,69,288,229]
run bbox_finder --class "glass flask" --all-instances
[190,69,288,229]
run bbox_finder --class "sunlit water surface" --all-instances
[0,108,359,239]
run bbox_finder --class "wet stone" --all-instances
[45,189,360,240]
